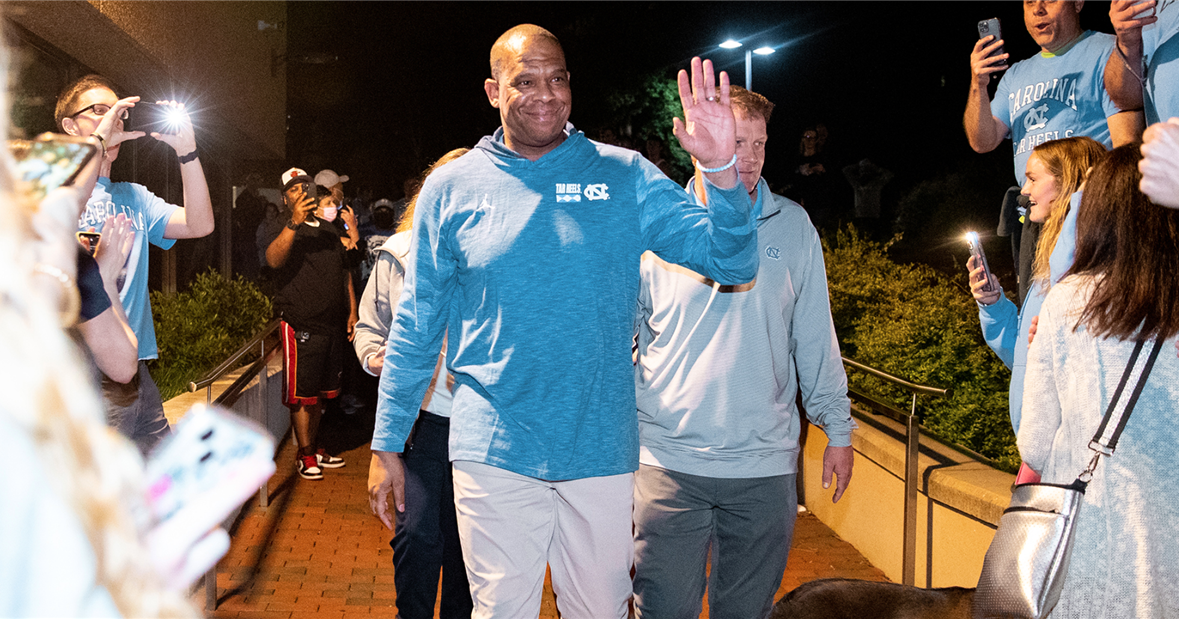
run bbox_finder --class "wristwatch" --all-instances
[285,219,300,231]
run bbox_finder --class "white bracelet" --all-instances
[33,263,80,326]
[695,154,737,174]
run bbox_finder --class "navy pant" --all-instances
[392,411,472,619]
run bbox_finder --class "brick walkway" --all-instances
[199,410,888,618]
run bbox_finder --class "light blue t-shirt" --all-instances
[992,31,1121,185]
[1143,0,1179,124]
[372,124,758,481]
[77,178,178,360]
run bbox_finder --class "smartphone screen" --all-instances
[76,231,101,256]
[8,134,98,201]
[977,18,1007,69]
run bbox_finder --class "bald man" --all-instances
[368,24,758,619]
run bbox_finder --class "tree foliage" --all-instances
[604,72,692,183]
[149,269,272,401]
[824,226,1019,471]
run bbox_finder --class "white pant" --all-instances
[451,460,634,619]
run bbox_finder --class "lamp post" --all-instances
[719,39,776,90]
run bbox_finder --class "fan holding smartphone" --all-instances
[55,74,215,455]
[966,137,1106,434]
[964,2,1137,191]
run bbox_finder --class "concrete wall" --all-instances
[7,0,286,160]
[801,407,1012,588]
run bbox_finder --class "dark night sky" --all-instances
[284,1,1118,213]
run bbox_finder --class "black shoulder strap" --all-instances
[1091,337,1166,453]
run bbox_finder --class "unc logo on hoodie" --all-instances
[555,183,610,203]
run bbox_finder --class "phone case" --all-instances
[8,133,98,201]
[144,404,276,522]
[977,18,1007,66]
[966,232,996,293]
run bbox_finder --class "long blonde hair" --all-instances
[0,35,199,619]
[1028,137,1107,289]
[396,148,471,234]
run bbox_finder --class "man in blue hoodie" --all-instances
[367,24,759,619]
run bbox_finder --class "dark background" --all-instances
[285,2,1115,194]
[281,2,1118,278]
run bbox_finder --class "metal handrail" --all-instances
[185,317,282,612]
[841,356,951,588]
[842,356,952,400]
[210,343,278,408]
[189,318,282,392]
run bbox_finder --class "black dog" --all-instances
[770,578,975,619]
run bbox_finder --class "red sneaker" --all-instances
[297,454,323,480]
[316,448,345,469]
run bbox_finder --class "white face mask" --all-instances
[320,205,338,222]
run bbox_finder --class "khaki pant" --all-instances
[451,460,633,619]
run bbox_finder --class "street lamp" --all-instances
[718,39,776,90]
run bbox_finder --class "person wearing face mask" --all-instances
[263,168,357,480]
[316,182,361,252]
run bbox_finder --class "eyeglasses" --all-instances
[70,102,128,120]
[802,134,818,140]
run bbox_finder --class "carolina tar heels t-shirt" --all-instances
[76,178,177,360]
[991,31,1121,185]
[1143,0,1179,124]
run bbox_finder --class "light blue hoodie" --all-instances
[979,191,1082,432]
[373,124,758,480]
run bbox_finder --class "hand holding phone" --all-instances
[89,96,146,156]
[9,134,98,201]
[130,101,182,136]
[1109,0,1158,45]
[973,18,1009,84]
[290,183,318,225]
[966,232,1000,305]
[134,100,197,156]
[143,405,276,588]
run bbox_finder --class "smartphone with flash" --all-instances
[8,133,98,202]
[977,18,1007,71]
[965,231,996,294]
[145,404,276,523]
[130,101,182,135]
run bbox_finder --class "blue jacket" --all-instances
[373,125,758,480]
[979,191,1081,432]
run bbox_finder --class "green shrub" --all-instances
[824,226,1019,471]
[149,269,272,401]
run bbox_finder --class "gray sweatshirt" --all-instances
[634,180,855,478]
[354,231,452,416]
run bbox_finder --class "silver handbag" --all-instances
[972,337,1164,619]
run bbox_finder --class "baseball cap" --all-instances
[315,169,349,187]
[372,198,395,212]
[281,167,312,190]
